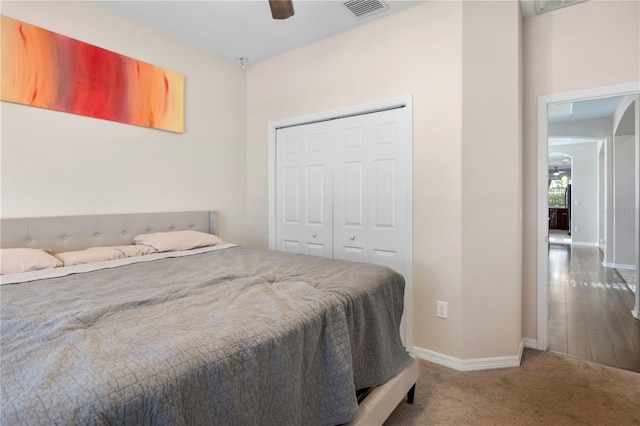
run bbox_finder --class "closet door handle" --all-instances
[350,235,355,241]
[312,233,317,238]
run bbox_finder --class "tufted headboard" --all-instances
[0,211,219,254]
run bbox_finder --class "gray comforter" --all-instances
[1,247,411,425]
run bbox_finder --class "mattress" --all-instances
[1,245,412,425]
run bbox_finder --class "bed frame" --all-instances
[0,210,418,425]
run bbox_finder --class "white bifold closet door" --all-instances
[276,107,408,276]
[276,120,334,257]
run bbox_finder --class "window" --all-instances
[548,176,569,206]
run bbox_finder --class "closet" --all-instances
[275,107,410,279]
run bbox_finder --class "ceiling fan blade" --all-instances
[269,0,295,20]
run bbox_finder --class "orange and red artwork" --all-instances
[1,15,184,133]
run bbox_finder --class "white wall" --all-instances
[549,142,599,244]
[613,132,636,267]
[599,143,605,244]
[522,0,640,340]
[246,1,522,360]
[0,1,249,243]
[460,1,522,359]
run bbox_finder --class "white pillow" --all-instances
[55,247,125,266]
[1,248,64,274]
[133,230,223,253]
[112,245,157,257]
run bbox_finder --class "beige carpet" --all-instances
[384,349,640,425]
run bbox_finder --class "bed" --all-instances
[0,211,418,425]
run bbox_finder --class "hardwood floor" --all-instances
[548,244,640,373]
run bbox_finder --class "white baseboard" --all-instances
[615,264,637,270]
[603,261,637,270]
[411,344,524,372]
[571,241,600,247]
[522,338,538,349]
[518,339,524,360]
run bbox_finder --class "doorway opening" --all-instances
[537,83,640,372]
[548,152,572,245]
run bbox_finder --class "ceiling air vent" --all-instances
[535,0,587,14]
[343,0,389,19]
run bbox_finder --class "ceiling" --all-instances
[96,0,428,65]
[548,152,572,179]
[548,96,625,124]
[95,0,560,66]
[547,95,628,177]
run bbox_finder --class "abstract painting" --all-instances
[1,15,184,133]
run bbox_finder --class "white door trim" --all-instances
[633,93,640,320]
[537,82,640,350]
[268,95,414,348]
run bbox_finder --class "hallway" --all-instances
[548,244,640,373]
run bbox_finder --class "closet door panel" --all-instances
[343,162,364,227]
[372,159,396,229]
[334,120,367,261]
[277,133,303,253]
[276,123,333,257]
[334,108,408,273]
[304,160,331,256]
[283,166,300,224]
[369,110,408,275]
[277,107,408,269]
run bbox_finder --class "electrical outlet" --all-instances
[437,301,448,319]
[574,226,580,233]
